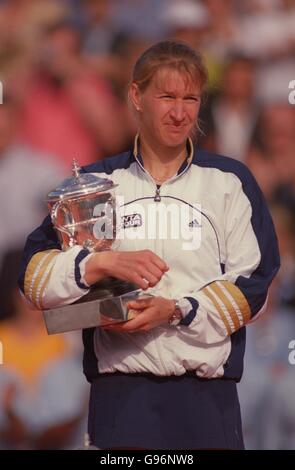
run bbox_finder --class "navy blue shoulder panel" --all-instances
[223,327,246,381]
[81,150,134,174]
[18,214,61,293]
[192,149,255,186]
[193,149,280,317]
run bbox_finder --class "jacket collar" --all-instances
[132,133,194,178]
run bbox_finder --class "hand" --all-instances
[103,296,175,332]
[85,250,169,290]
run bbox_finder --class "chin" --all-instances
[163,134,188,147]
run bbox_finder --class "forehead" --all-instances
[150,67,201,94]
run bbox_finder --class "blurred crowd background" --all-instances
[0,0,294,450]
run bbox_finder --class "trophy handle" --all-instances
[51,201,75,247]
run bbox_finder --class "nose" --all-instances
[169,100,186,122]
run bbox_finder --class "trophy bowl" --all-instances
[46,159,118,252]
[43,159,144,334]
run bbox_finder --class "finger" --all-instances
[102,312,148,331]
[102,320,143,332]
[144,250,169,272]
[146,263,166,280]
[138,269,159,287]
[140,263,168,286]
[119,312,151,331]
[104,317,153,333]
[131,273,151,290]
[151,255,169,272]
[127,299,152,310]
[102,322,125,330]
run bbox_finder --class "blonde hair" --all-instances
[132,40,208,93]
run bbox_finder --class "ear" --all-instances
[129,82,142,112]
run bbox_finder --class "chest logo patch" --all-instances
[122,213,143,229]
[188,218,202,228]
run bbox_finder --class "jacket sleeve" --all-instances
[18,215,90,309]
[177,169,280,343]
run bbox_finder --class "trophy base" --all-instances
[73,278,139,303]
[43,280,148,334]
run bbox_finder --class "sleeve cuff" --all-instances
[74,249,92,289]
[180,296,199,326]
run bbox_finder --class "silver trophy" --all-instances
[43,159,147,334]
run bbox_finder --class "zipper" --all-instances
[134,156,162,202]
[154,185,161,202]
[134,142,192,189]
[135,160,192,204]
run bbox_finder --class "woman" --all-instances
[19,41,280,450]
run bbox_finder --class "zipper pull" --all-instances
[154,186,161,202]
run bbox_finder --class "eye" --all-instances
[185,96,200,103]
[160,95,173,99]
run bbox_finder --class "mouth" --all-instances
[167,122,186,129]
[166,124,188,134]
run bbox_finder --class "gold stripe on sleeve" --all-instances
[24,250,60,305]
[203,286,232,335]
[210,282,241,332]
[38,259,57,309]
[222,281,251,325]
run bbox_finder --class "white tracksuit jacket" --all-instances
[19,139,280,382]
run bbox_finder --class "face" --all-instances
[130,68,202,149]
[261,105,295,152]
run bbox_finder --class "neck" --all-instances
[138,133,188,180]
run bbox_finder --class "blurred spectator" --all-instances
[272,205,295,309]
[262,368,295,449]
[0,98,63,270]
[19,20,128,169]
[110,33,149,99]
[238,294,295,449]
[0,251,89,449]
[159,0,210,49]
[82,0,116,57]
[0,0,68,55]
[202,0,241,61]
[80,0,125,85]
[234,0,295,60]
[234,0,295,103]
[110,0,169,41]
[200,55,258,161]
[238,202,295,449]
[103,32,150,147]
[247,103,295,201]
[256,59,295,105]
